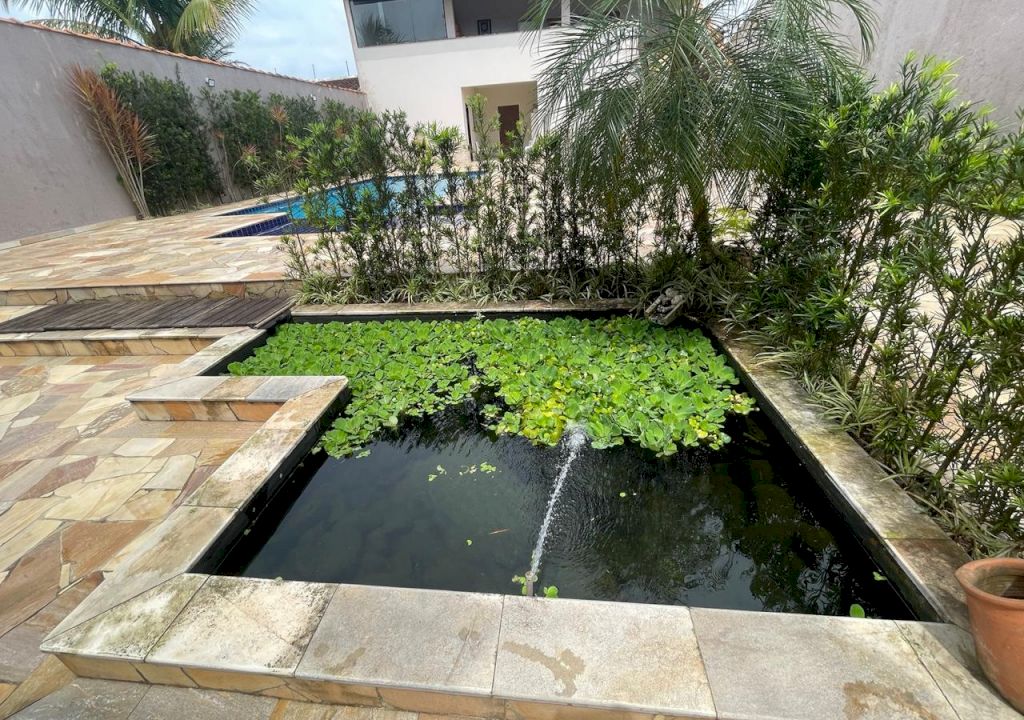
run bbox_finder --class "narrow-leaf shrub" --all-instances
[228,317,754,457]
[278,101,661,303]
[718,56,1024,557]
[203,90,347,195]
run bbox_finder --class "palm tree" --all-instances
[525,0,875,251]
[3,0,256,60]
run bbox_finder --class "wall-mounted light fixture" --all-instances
[204,77,216,88]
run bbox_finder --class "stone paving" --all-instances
[0,352,257,717]
[0,203,294,305]
[8,677,472,719]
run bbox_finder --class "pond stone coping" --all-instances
[291,299,635,319]
[37,309,1019,720]
[711,326,972,629]
[0,326,236,356]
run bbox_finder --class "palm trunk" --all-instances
[688,181,713,256]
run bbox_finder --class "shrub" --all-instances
[279,100,663,303]
[204,89,343,195]
[101,65,222,214]
[724,56,1024,557]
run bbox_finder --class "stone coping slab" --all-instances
[127,375,346,423]
[0,280,295,307]
[291,300,634,319]
[42,578,1016,719]
[711,327,971,629]
[35,305,1015,720]
[0,327,236,357]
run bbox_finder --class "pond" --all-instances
[214,377,911,618]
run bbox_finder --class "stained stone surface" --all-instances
[0,352,257,714]
[895,621,1022,720]
[298,585,503,696]
[44,575,208,661]
[690,607,959,720]
[147,576,335,675]
[494,597,715,716]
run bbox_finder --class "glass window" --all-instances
[351,0,447,47]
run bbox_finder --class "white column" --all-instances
[561,0,571,26]
[444,0,456,38]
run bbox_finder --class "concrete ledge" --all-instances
[128,375,347,423]
[0,327,236,357]
[0,280,296,306]
[291,299,635,320]
[712,327,971,629]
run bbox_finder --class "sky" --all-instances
[4,1,357,80]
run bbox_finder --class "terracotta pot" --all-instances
[955,557,1024,713]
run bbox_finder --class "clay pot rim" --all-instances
[956,557,1024,609]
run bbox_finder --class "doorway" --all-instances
[497,104,520,147]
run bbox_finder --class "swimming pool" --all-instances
[216,174,474,237]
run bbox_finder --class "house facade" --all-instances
[342,0,572,147]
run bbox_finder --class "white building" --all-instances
[341,0,572,146]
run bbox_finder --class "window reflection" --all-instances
[351,0,447,47]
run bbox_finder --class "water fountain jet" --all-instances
[525,426,588,593]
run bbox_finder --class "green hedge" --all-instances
[101,66,222,215]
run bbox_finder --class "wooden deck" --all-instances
[0,297,292,332]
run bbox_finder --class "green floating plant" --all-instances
[229,317,755,458]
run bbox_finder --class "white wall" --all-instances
[354,32,543,132]
[0,18,366,243]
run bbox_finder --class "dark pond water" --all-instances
[216,402,911,618]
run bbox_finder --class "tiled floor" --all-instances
[0,354,257,717]
[0,203,293,304]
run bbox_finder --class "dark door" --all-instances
[497,104,520,147]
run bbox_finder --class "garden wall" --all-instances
[840,0,1024,123]
[0,18,367,244]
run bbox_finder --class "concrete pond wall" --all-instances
[0,18,367,244]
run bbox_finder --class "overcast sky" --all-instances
[4,1,357,80]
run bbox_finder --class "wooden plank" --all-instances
[0,298,293,333]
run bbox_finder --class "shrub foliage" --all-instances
[101,65,222,214]
[708,57,1024,557]
[276,98,696,303]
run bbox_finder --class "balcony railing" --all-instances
[350,0,566,49]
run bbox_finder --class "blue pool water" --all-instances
[226,175,471,219]
[216,174,475,238]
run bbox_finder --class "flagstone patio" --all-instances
[0,349,258,717]
[0,323,490,720]
[0,201,297,306]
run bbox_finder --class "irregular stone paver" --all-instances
[0,352,257,717]
[128,684,276,720]
[5,678,460,719]
[0,205,295,304]
[8,677,148,719]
